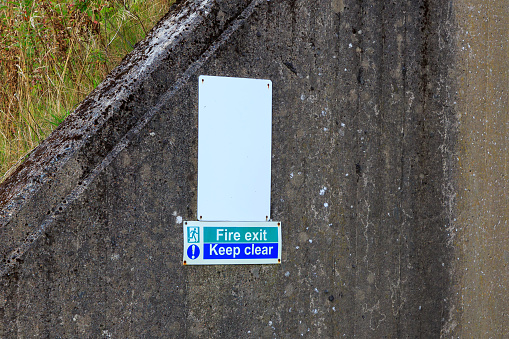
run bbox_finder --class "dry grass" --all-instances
[0,0,174,179]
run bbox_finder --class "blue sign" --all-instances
[187,244,200,260]
[204,243,278,259]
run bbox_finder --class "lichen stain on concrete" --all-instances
[331,0,345,14]
[453,0,509,337]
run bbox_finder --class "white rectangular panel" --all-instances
[198,75,272,221]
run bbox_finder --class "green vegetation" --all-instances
[0,0,174,179]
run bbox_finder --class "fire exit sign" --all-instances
[183,75,281,266]
[183,221,281,265]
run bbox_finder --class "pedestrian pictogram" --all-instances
[187,226,199,243]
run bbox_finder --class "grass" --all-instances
[0,0,174,180]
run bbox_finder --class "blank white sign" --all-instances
[197,75,272,221]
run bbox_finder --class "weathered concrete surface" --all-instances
[453,0,509,337]
[0,0,506,337]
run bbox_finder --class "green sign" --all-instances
[204,227,278,243]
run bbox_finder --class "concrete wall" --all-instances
[454,0,508,336]
[0,0,506,337]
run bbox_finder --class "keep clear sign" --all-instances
[183,221,281,265]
